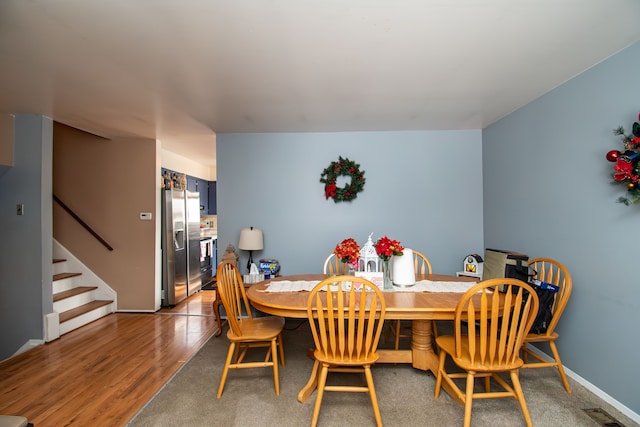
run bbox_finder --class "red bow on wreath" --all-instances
[325,183,337,199]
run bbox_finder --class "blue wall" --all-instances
[218,42,640,417]
[217,130,484,276]
[483,41,640,414]
[0,115,53,360]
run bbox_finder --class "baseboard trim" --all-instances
[526,344,640,424]
[10,339,44,360]
[116,309,157,313]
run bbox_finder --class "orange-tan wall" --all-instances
[53,123,157,311]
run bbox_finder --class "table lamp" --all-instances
[238,226,264,272]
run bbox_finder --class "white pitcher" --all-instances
[392,248,416,287]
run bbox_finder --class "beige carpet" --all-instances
[127,320,636,427]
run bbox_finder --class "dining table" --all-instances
[246,273,480,404]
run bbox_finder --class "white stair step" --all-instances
[53,259,67,275]
[52,272,82,293]
[53,286,98,313]
[59,300,115,335]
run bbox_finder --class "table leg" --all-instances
[212,294,223,337]
[298,359,320,403]
[410,319,439,372]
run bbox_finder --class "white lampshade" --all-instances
[238,227,264,251]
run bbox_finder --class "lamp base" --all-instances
[246,250,254,273]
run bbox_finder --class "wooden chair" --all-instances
[521,258,573,393]
[434,278,540,427]
[215,261,286,399]
[306,275,387,427]
[386,250,433,349]
[412,249,433,275]
[322,253,348,275]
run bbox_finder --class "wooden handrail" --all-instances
[53,194,114,251]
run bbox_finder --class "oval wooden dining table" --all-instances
[247,273,478,403]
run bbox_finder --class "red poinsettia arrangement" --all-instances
[374,236,404,261]
[606,113,640,205]
[334,238,361,264]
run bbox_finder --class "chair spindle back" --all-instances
[216,261,253,337]
[307,276,386,363]
[455,278,539,367]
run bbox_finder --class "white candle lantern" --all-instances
[358,233,381,272]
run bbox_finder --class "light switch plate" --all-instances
[17,204,24,215]
[139,212,152,220]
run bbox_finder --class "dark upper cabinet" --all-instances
[186,175,196,191]
[199,181,209,214]
[186,175,208,213]
[208,181,216,214]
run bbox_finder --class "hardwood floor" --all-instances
[0,290,219,427]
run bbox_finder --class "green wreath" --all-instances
[319,156,366,203]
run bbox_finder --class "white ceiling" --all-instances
[1,1,640,168]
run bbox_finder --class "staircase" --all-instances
[52,257,116,335]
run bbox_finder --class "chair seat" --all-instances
[436,332,524,372]
[227,316,285,342]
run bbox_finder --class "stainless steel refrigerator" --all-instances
[161,188,202,306]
